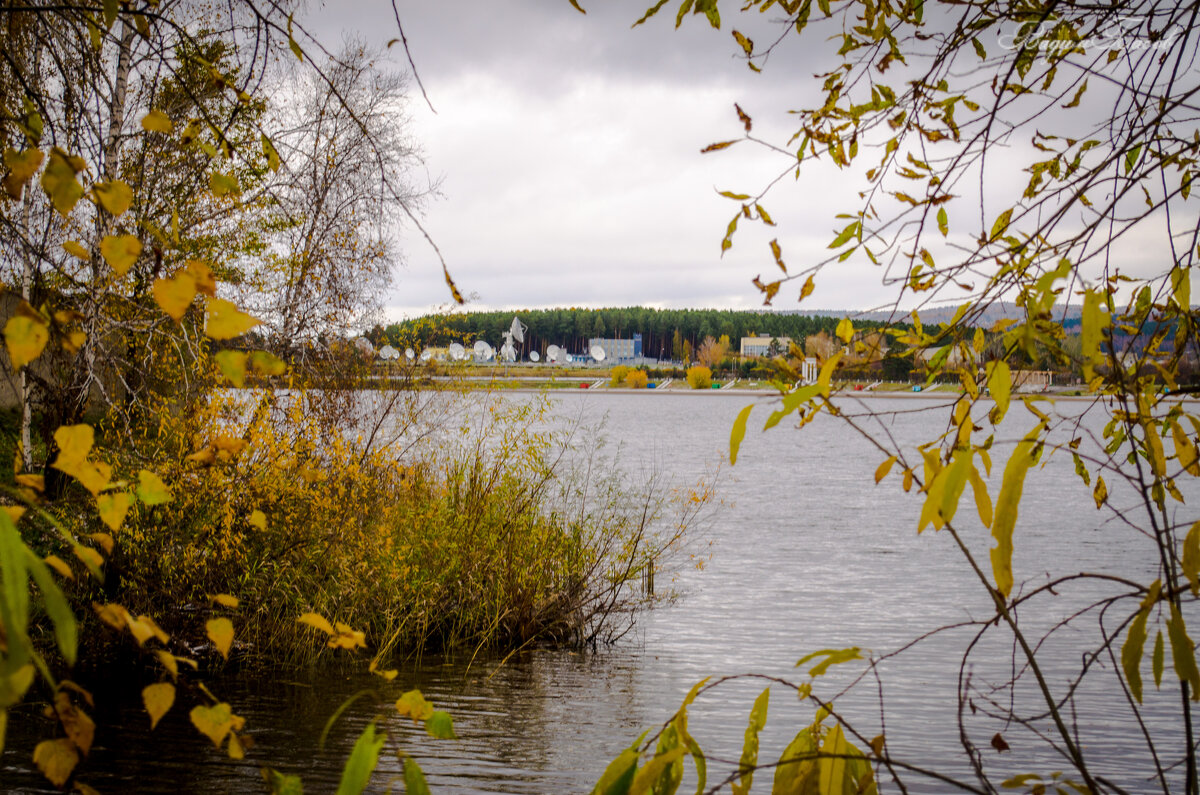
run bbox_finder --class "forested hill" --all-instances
[372,307,898,358]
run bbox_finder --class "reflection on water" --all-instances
[3,393,1194,793]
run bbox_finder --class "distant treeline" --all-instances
[369,307,890,359]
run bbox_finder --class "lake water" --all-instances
[3,391,1195,793]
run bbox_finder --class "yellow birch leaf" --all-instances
[215,350,248,388]
[4,314,49,370]
[329,622,366,649]
[127,614,169,646]
[248,510,267,530]
[155,650,179,680]
[87,532,114,555]
[395,689,434,722]
[74,461,112,496]
[228,731,245,760]
[62,240,89,260]
[92,180,132,216]
[74,545,103,569]
[2,147,44,199]
[987,361,1011,423]
[249,351,286,376]
[3,506,25,523]
[190,702,238,747]
[836,316,854,343]
[44,555,73,579]
[40,147,86,216]
[968,465,993,527]
[1094,475,1108,508]
[53,424,94,470]
[1183,521,1200,596]
[874,456,897,484]
[141,109,174,133]
[1173,420,1200,476]
[99,234,141,276]
[1168,602,1200,699]
[206,618,234,659]
[209,172,240,197]
[93,602,129,630]
[210,594,239,609]
[205,299,260,340]
[297,612,335,635]
[54,691,95,754]
[152,271,198,321]
[1080,288,1110,382]
[991,436,1037,598]
[15,473,44,491]
[97,492,130,531]
[185,259,217,297]
[33,738,78,787]
[142,682,175,730]
[135,469,172,505]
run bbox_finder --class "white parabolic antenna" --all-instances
[509,316,525,343]
[405,347,415,360]
[546,344,561,364]
[448,342,466,361]
[473,340,493,360]
[590,345,606,362]
[419,349,433,362]
[379,344,399,360]
[529,350,541,362]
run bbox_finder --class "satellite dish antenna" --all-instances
[379,344,399,360]
[448,342,466,361]
[473,340,494,361]
[529,350,541,362]
[509,316,526,344]
[590,345,606,362]
[354,337,375,356]
[419,349,433,362]
[546,344,561,364]
[405,348,415,360]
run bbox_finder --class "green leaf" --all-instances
[796,647,862,677]
[629,747,686,795]
[829,221,859,249]
[1080,289,1110,382]
[1122,605,1150,703]
[287,14,304,61]
[0,511,30,660]
[24,548,76,665]
[403,757,432,795]
[265,769,304,795]
[336,721,385,795]
[773,727,816,794]
[987,360,1011,423]
[989,208,1013,241]
[936,206,948,236]
[216,350,248,388]
[1153,629,1165,690]
[1183,521,1200,596]
[1125,144,1142,175]
[135,469,172,506]
[632,1,670,27]
[425,710,457,739]
[731,688,769,795]
[990,435,1038,598]
[593,747,639,795]
[1167,603,1200,700]
[730,404,753,465]
[102,0,118,28]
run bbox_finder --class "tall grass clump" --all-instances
[41,372,708,666]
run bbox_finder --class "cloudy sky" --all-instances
[298,2,1193,323]
[297,1,886,320]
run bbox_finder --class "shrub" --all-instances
[609,364,631,385]
[624,369,649,389]
[686,365,712,389]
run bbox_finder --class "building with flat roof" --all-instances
[589,334,642,362]
[740,336,792,357]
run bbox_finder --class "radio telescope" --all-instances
[405,348,415,361]
[419,349,433,363]
[529,350,541,362]
[590,345,606,363]
[473,340,494,362]
[379,345,399,361]
[448,343,466,362]
[546,344,561,364]
[499,316,526,363]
